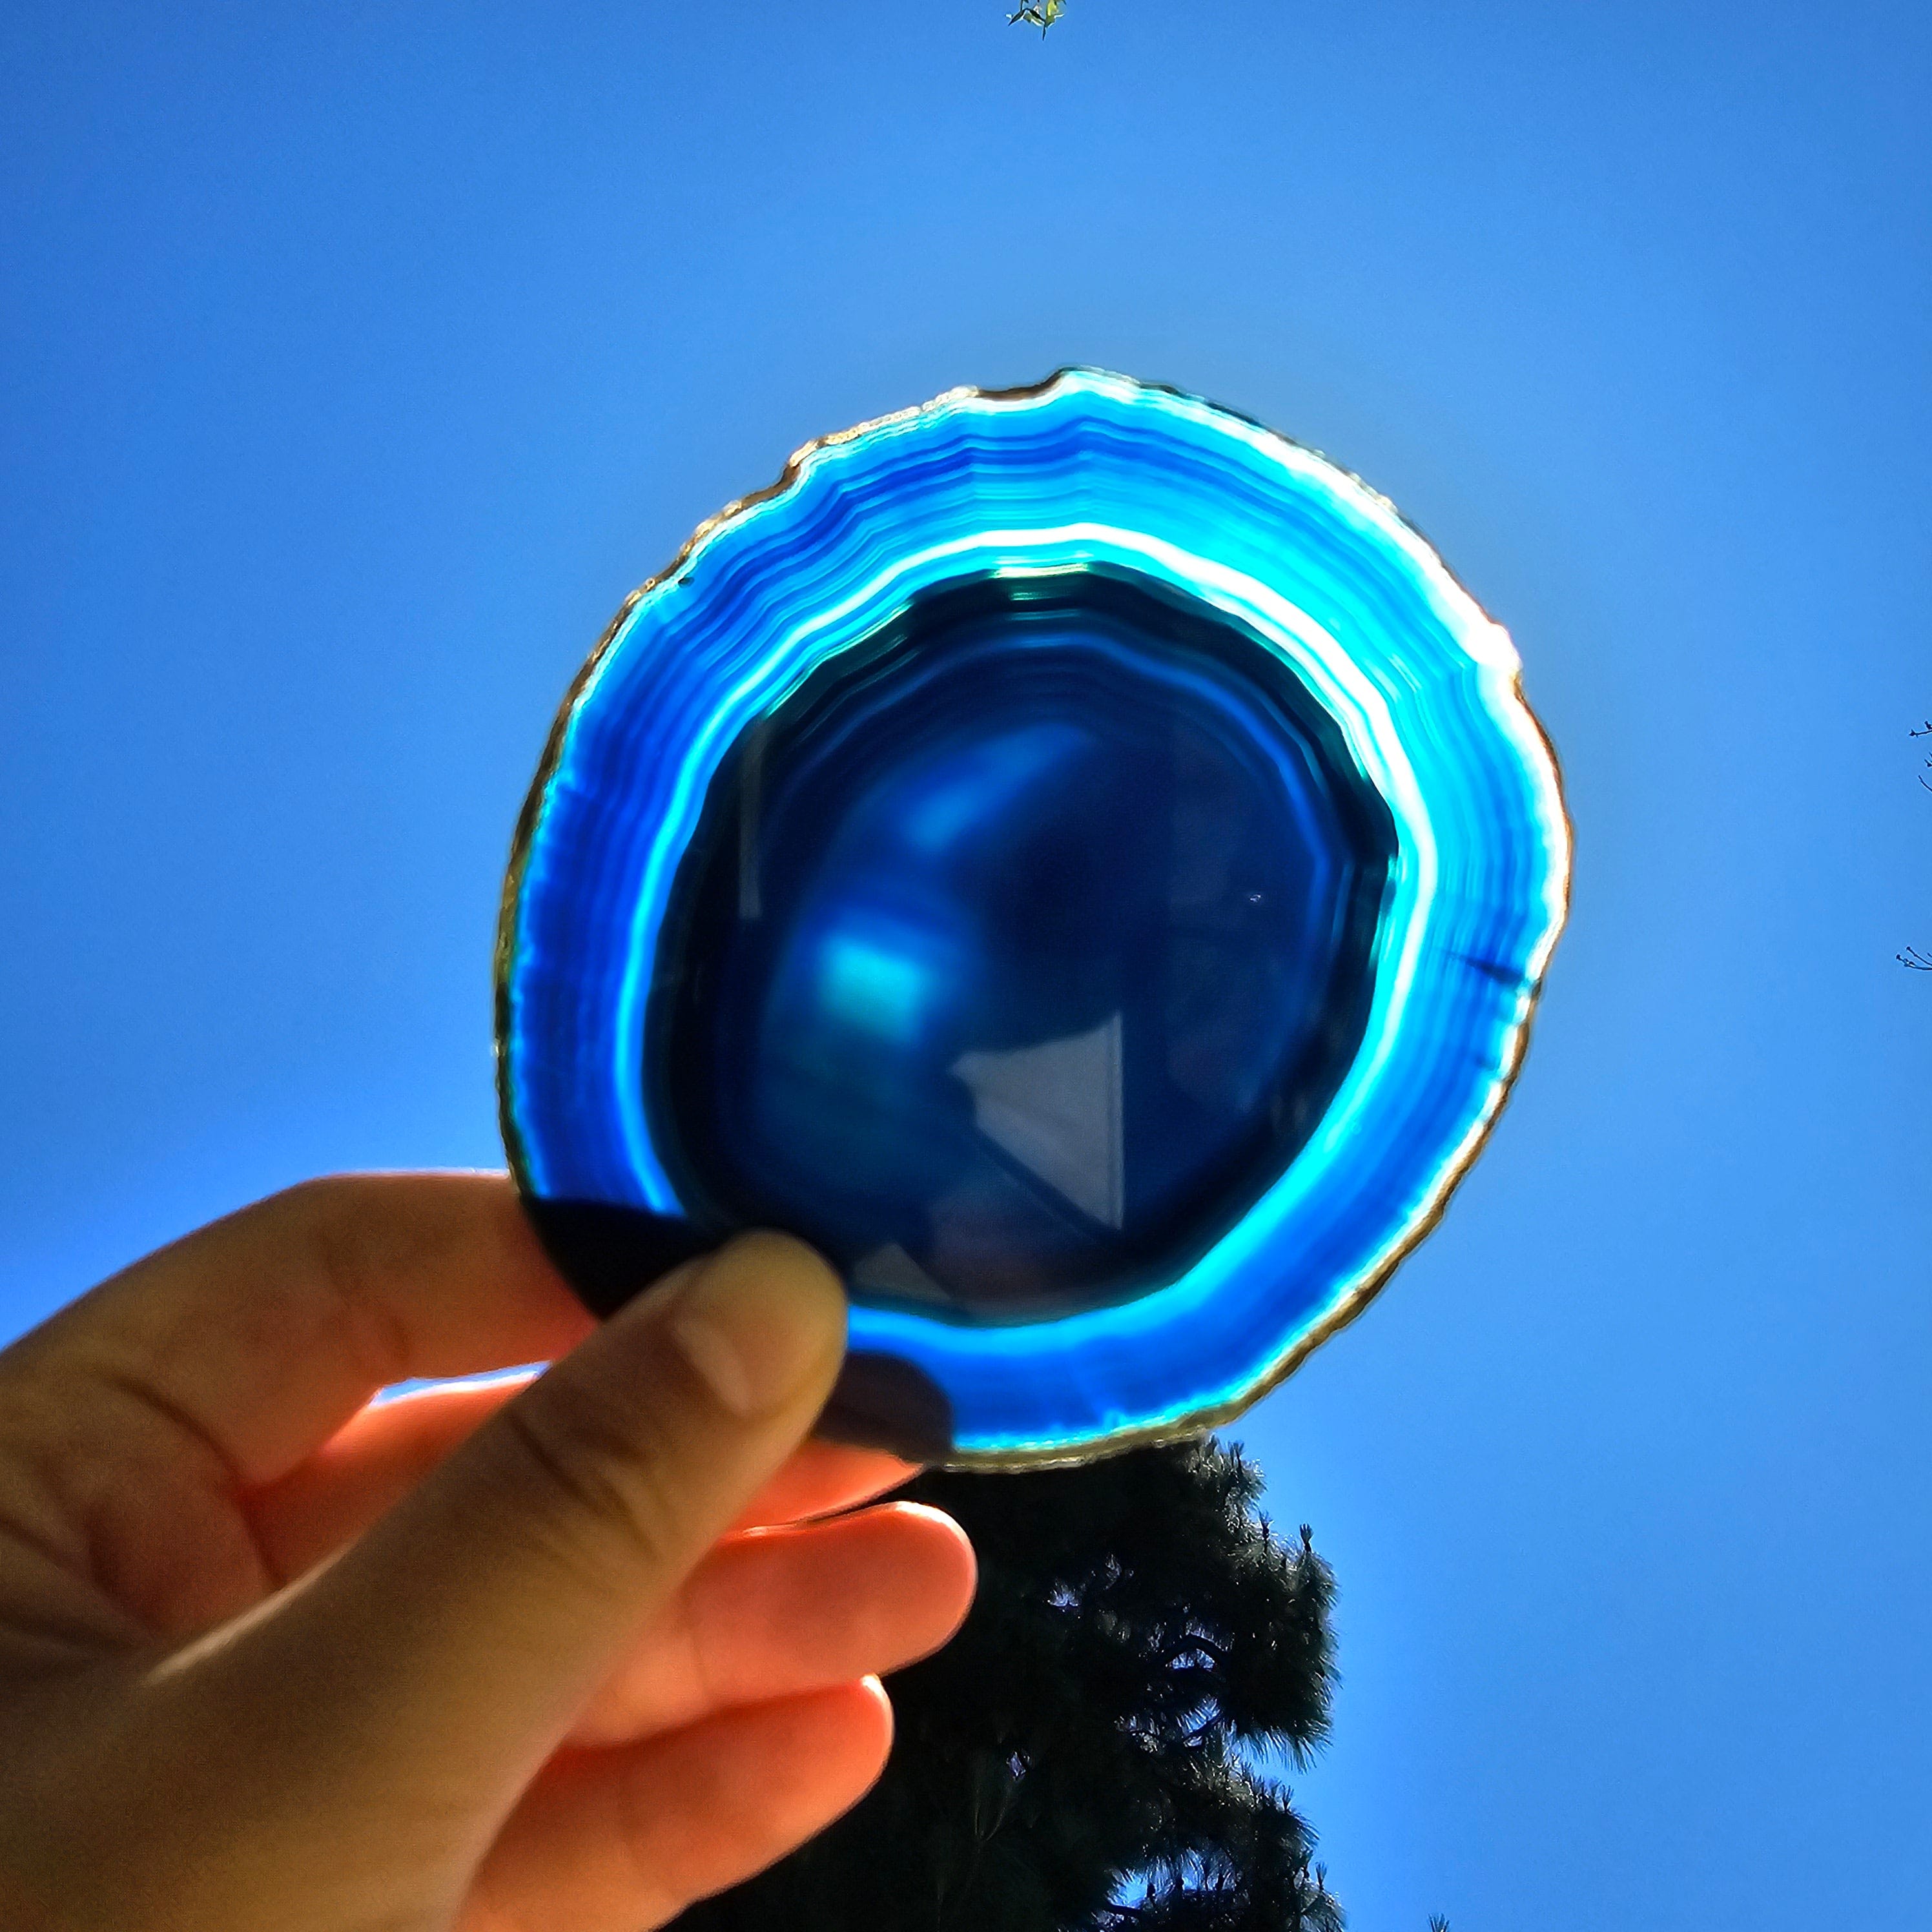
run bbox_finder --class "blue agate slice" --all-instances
[497,369,1570,1466]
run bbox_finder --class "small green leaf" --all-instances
[1007,1,1068,35]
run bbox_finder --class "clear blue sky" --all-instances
[3,3,1928,1926]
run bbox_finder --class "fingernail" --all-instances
[667,1234,845,1418]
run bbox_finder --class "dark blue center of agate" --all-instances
[648,570,1396,1318]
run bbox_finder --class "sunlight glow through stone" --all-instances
[496,370,1570,1466]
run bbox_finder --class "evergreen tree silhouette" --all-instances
[674,1438,1344,1931]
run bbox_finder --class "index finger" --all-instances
[2,1173,597,1485]
[732,1440,919,1530]
[246,1385,917,1587]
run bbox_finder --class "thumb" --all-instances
[170,1230,847,1845]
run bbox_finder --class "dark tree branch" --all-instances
[1906,723,1930,969]
[672,1438,1341,1931]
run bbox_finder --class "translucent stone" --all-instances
[497,371,1570,1464]
[651,570,1395,1321]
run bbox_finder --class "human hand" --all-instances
[0,1174,975,1931]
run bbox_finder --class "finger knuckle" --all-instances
[494,1385,691,1577]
